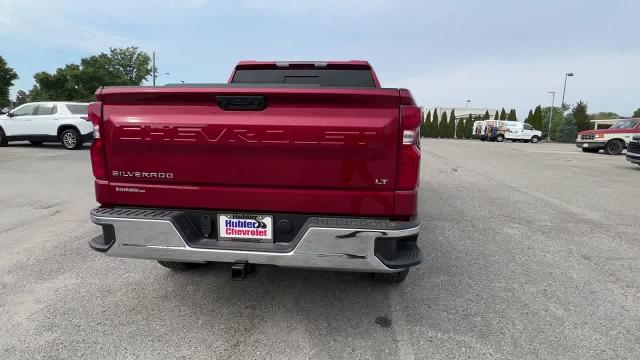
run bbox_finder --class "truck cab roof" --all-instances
[235,60,372,69]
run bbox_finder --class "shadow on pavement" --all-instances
[7,142,90,150]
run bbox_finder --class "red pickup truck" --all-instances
[575,118,640,155]
[88,61,422,283]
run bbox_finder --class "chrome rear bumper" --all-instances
[90,207,422,273]
[627,151,640,164]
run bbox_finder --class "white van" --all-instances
[499,121,542,143]
[472,120,487,140]
[473,120,542,143]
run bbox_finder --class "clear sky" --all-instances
[1,0,638,118]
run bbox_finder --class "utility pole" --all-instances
[547,91,556,142]
[152,51,156,86]
[150,51,169,86]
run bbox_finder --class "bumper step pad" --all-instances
[89,234,110,252]
[90,207,178,220]
[377,244,423,269]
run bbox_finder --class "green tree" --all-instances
[633,108,640,118]
[592,111,619,120]
[525,109,533,123]
[456,115,465,139]
[528,105,543,130]
[464,114,474,138]
[29,47,151,102]
[14,90,29,106]
[421,110,431,138]
[439,111,448,138]
[494,110,499,120]
[432,109,439,138]
[499,108,507,120]
[0,56,19,108]
[449,109,456,138]
[430,115,437,137]
[107,46,152,85]
[507,108,517,121]
[484,110,490,120]
[542,103,569,140]
[556,113,577,142]
[31,64,84,101]
[572,101,590,132]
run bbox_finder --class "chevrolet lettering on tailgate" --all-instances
[115,126,378,146]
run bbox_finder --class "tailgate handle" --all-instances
[216,96,267,111]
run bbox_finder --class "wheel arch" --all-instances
[57,124,81,138]
[605,138,626,148]
[0,125,7,146]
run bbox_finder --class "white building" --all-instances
[425,107,499,121]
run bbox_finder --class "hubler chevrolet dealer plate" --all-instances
[218,214,273,242]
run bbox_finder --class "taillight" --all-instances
[396,104,421,190]
[88,102,107,180]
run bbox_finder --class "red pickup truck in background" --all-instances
[575,118,640,155]
[88,61,422,283]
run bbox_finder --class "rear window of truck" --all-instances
[231,69,376,87]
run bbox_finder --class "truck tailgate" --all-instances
[96,86,401,216]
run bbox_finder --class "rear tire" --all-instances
[0,128,7,146]
[157,260,206,271]
[372,269,409,284]
[60,129,82,150]
[30,141,43,146]
[604,140,624,155]
[496,134,505,142]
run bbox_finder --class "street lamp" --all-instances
[561,72,574,110]
[465,100,471,109]
[547,91,556,141]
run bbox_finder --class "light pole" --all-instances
[560,72,574,110]
[547,91,556,141]
[465,100,471,109]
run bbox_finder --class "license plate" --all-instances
[218,214,273,242]
[583,143,589,148]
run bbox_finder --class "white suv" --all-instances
[0,102,93,150]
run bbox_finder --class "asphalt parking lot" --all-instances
[1,140,639,359]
